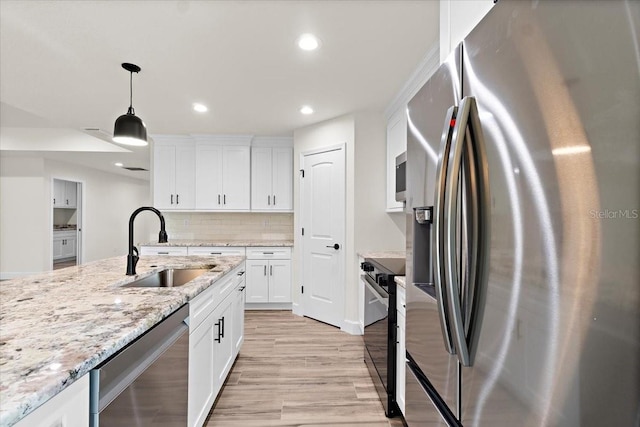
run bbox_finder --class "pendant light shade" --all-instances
[113,63,148,146]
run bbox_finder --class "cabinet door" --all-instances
[250,147,273,210]
[53,238,64,260]
[65,181,77,208]
[53,179,65,207]
[245,260,269,303]
[195,143,224,209]
[154,145,177,209]
[174,144,196,209]
[14,374,89,427]
[212,299,234,397]
[397,309,406,415]
[232,282,245,356]
[268,259,291,303]
[222,145,250,210]
[188,312,216,427]
[272,147,293,211]
[62,237,77,259]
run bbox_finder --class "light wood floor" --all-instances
[205,310,405,427]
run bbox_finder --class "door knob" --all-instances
[326,243,340,250]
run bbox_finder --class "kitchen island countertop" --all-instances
[0,255,244,427]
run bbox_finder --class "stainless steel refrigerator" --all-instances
[404,1,640,426]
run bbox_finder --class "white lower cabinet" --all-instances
[139,246,189,256]
[188,263,245,427]
[245,247,292,307]
[53,231,76,261]
[188,311,216,427]
[15,374,89,427]
[396,285,406,415]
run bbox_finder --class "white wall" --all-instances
[293,112,405,332]
[0,157,48,276]
[0,155,152,278]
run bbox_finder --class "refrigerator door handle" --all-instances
[433,105,458,355]
[444,96,490,367]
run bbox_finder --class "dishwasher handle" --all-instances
[90,304,189,413]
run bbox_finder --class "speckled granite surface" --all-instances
[395,276,406,289]
[0,255,244,427]
[141,239,293,247]
[357,250,406,259]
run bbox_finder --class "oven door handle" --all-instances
[362,274,389,309]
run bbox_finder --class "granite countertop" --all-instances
[142,239,293,247]
[357,250,406,259]
[0,255,244,427]
[395,276,406,289]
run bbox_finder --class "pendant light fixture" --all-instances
[113,63,148,146]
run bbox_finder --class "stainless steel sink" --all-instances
[123,267,214,288]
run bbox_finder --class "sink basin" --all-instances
[123,267,214,288]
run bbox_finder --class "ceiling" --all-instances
[0,0,439,179]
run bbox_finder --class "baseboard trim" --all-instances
[341,319,363,336]
[245,302,292,311]
[292,302,303,317]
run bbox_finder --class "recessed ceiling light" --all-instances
[193,103,208,113]
[297,33,320,51]
[114,162,124,167]
[300,106,314,115]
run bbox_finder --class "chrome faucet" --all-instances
[126,207,168,275]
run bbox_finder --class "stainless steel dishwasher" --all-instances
[90,304,189,426]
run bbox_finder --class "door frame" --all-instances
[298,143,347,329]
[50,177,84,269]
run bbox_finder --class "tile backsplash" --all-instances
[162,212,293,241]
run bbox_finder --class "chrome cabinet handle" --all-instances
[218,194,221,205]
[273,195,276,205]
[264,265,267,276]
[158,251,169,255]
[433,105,457,356]
[270,265,273,276]
[268,195,271,205]
[176,194,179,204]
[223,194,226,204]
[171,194,174,205]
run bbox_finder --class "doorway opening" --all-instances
[52,178,83,270]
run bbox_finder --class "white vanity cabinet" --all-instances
[153,137,196,210]
[188,263,245,427]
[245,247,292,308]
[14,374,89,427]
[396,283,406,415]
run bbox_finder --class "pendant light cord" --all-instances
[128,71,135,115]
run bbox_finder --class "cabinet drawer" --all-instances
[216,264,245,302]
[188,247,246,257]
[189,285,216,331]
[246,247,291,260]
[140,246,188,256]
[397,284,406,317]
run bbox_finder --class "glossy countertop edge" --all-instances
[141,239,294,247]
[357,250,406,259]
[0,255,244,427]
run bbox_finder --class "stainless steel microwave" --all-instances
[395,152,406,202]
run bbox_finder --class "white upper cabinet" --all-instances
[153,137,196,210]
[251,138,293,212]
[194,136,251,211]
[440,0,494,63]
[386,108,407,212]
[53,179,77,208]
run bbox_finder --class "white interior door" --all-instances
[300,145,345,328]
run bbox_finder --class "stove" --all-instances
[361,256,405,418]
